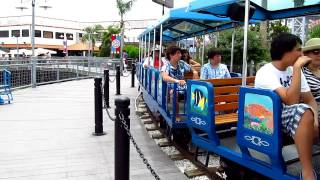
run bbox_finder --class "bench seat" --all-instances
[215,113,238,125]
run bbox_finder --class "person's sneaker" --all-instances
[299,169,318,180]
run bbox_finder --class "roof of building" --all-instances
[64,42,99,51]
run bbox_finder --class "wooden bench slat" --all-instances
[214,94,238,103]
[214,86,240,95]
[215,113,238,125]
[205,76,255,86]
[184,71,199,80]
[215,102,238,111]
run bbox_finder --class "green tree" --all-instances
[99,25,121,57]
[309,24,320,38]
[215,28,269,69]
[269,20,290,39]
[81,24,104,57]
[124,44,139,59]
[116,0,136,73]
[294,0,305,7]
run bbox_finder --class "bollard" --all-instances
[116,65,121,95]
[131,63,135,88]
[104,70,110,108]
[92,77,106,136]
[115,96,130,180]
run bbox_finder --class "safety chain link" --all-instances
[105,105,116,121]
[109,76,116,82]
[122,73,130,77]
[119,113,161,180]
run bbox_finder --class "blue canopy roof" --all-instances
[138,7,232,41]
[188,0,320,20]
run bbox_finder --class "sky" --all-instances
[0,0,191,22]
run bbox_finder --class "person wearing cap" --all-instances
[302,38,320,120]
[143,49,166,69]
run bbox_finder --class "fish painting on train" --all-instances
[190,84,208,116]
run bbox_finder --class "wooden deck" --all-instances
[0,76,187,180]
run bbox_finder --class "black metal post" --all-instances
[116,65,121,95]
[104,70,110,108]
[115,96,130,180]
[131,63,135,88]
[93,77,106,136]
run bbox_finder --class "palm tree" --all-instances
[81,24,104,57]
[116,0,136,74]
[293,0,305,7]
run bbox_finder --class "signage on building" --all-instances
[152,0,174,8]
[111,34,121,54]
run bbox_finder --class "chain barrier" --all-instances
[105,105,116,121]
[119,112,161,180]
[101,81,115,121]
[122,72,130,77]
[109,76,116,82]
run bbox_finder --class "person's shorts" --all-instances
[281,103,312,137]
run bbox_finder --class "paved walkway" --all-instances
[0,76,186,180]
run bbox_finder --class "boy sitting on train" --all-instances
[255,33,319,180]
[200,48,231,79]
[161,45,199,101]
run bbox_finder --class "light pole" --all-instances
[16,0,51,87]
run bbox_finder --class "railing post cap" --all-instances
[115,96,130,107]
[94,77,102,81]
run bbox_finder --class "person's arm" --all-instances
[161,72,186,86]
[224,66,231,78]
[275,56,312,105]
[191,67,199,79]
[143,57,149,68]
[190,59,200,66]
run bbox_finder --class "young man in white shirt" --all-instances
[255,33,318,180]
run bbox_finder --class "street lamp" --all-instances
[16,0,51,87]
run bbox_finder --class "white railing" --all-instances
[0,57,124,89]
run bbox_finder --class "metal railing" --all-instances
[0,57,129,89]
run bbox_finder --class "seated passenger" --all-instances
[302,38,320,120]
[200,49,231,79]
[181,49,201,72]
[255,33,319,180]
[143,49,166,69]
[161,45,199,93]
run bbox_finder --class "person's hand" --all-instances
[192,71,199,79]
[294,56,312,68]
[175,79,186,86]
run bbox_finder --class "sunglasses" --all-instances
[308,49,320,55]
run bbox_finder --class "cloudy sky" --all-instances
[0,0,191,22]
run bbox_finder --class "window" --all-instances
[11,30,20,37]
[43,31,53,38]
[66,33,73,40]
[55,32,64,39]
[22,29,29,37]
[0,31,9,37]
[79,33,83,38]
[35,30,41,37]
